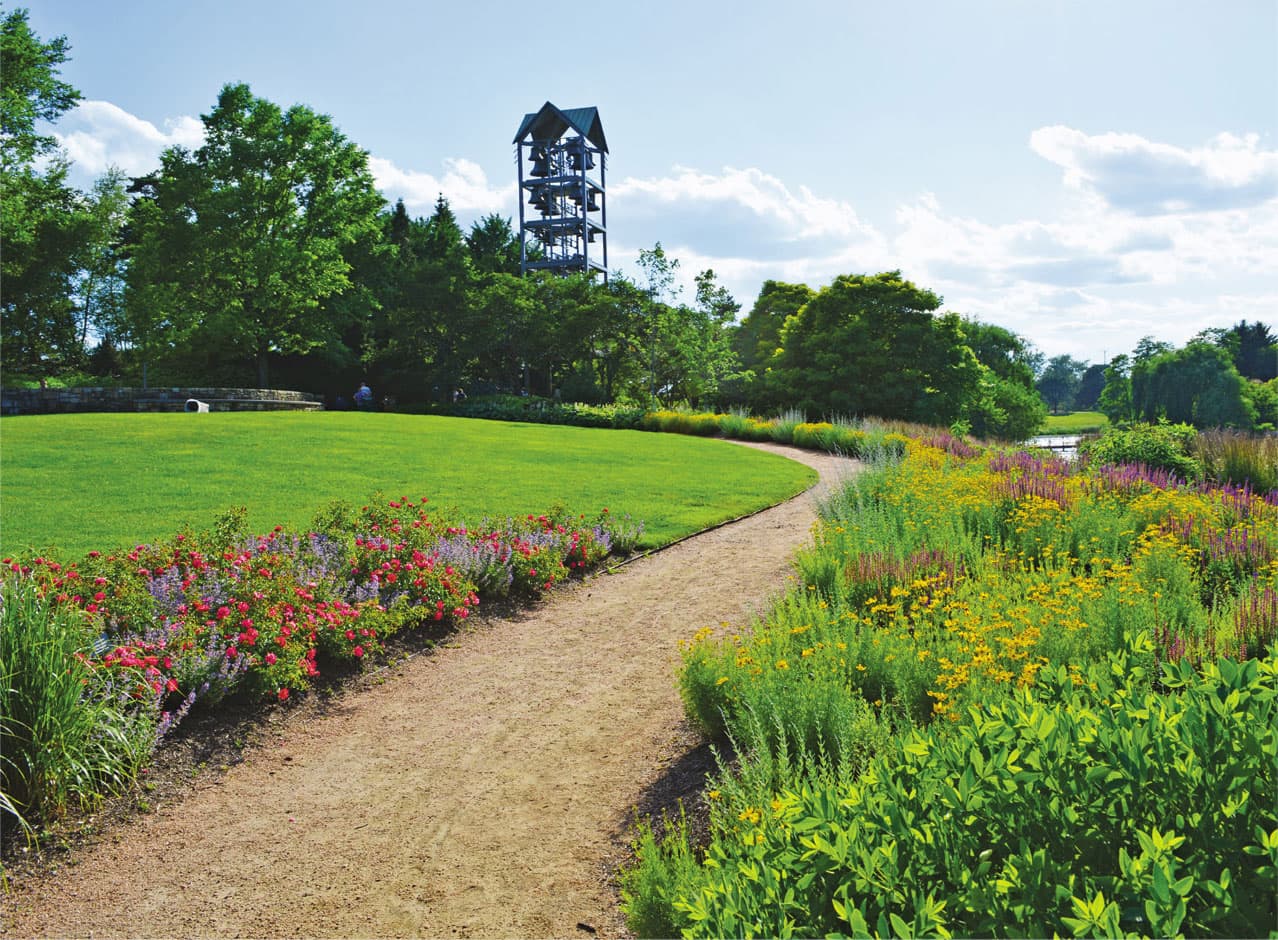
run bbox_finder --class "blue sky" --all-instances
[28,0,1278,364]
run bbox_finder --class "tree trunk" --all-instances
[257,349,269,388]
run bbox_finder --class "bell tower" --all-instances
[513,102,607,279]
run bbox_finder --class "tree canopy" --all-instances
[0,8,92,378]
[123,82,385,386]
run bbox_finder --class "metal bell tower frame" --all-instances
[513,102,607,279]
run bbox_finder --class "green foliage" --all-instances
[659,651,1277,939]
[1081,421,1202,481]
[1098,355,1135,425]
[0,8,80,166]
[453,394,645,428]
[1244,377,1278,430]
[731,280,814,383]
[1,575,156,833]
[1073,362,1107,412]
[619,810,702,939]
[769,271,983,426]
[1036,354,1087,414]
[122,82,386,387]
[0,10,96,380]
[1132,342,1257,430]
[965,369,1048,442]
[1226,320,1277,382]
[465,212,520,275]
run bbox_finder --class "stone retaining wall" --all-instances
[0,387,324,415]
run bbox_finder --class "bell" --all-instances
[586,192,600,212]
[530,155,549,177]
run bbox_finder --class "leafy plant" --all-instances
[1081,420,1202,482]
[1,576,156,833]
[643,649,1277,938]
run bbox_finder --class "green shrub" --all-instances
[652,648,1277,939]
[1081,421,1202,481]
[1,576,157,834]
[451,395,645,429]
[619,809,701,939]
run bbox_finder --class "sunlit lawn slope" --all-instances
[1041,411,1108,434]
[1,413,816,558]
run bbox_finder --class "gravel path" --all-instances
[2,443,858,939]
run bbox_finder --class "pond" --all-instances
[1026,434,1083,460]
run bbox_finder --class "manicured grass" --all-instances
[0,413,816,558]
[1040,411,1108,434]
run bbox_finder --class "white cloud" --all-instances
[368,156,511,215]
[606,165,892,300]
[55,99,204,178]
[1030,126,1278,214]
[611,165,888,261]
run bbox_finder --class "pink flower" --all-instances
[265,652,277,665]
[352,646,364,658]
[227,646,238,659]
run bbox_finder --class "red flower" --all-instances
[166,678,179,693]
[227,645,238,659]
[265,652,277,665]
[278,688,289,701]
[352,645,365,658]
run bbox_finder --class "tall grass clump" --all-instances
[1,575,156,835]
[1194,428,1278,493]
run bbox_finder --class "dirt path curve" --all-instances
[3,443,858,940]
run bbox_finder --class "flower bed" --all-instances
[1,498,643,832]
[624,436,1278,938]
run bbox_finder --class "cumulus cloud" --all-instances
[52,99,514,219]
[1030,126,1278,214]
[611,165,888,262]
[55,99,204,178]
[368,156,511,215]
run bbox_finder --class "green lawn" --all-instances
[1040,411,1108,434]
[0,412,816,558]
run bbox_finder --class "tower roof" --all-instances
[513,102,608,153]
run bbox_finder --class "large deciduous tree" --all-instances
[1035,355,1087,414]
[770,270,981,423]
[959,319,1047,440]
[124,83,385,387]
[1133,342,1256,429]
[0,8,87,378]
